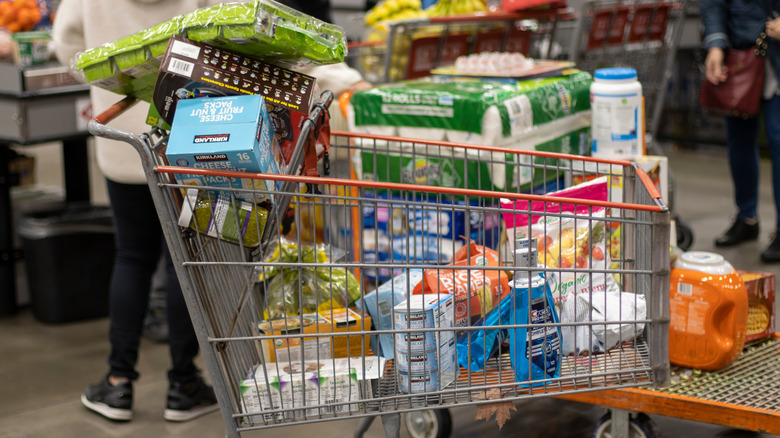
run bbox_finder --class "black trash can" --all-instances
[17,203,115,323]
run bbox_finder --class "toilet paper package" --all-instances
[349,72,592,144]
[349,72,593,192]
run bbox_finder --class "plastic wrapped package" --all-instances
[256,239,361,319]
[73,0,347,101]
[178,189,269,248]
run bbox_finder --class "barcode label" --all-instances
[502,95,532,137]
[677,283,693,296]
[168,58,195,77]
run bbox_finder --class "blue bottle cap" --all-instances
[594,67,637,80]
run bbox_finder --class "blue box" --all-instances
[357,269,423,359]
[165,94,283,201]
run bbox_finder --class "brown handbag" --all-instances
[699,32,768,118]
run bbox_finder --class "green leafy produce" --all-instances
[259,240,361,319]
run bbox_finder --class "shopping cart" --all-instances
[347,8,576,85]
[89,92,671,438]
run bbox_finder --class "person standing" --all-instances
[702,0,780,262]
[52,0,223,422]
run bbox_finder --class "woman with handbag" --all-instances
[701,0,780,262]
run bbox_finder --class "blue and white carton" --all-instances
[165,94,284,201]
[357,269,423,359]
[393,294,459,393]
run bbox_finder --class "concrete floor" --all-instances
[2,141,779,438]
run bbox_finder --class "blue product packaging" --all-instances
[165,94,283,201]
[356,269,423,359]
[456,291,513,372]
[509,273,561,385]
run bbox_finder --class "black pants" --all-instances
[106,179,199,384]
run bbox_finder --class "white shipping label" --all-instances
[170,40,201,59]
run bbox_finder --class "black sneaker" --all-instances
[761,234,780,263]
[715,217,759,247]
[80,376,133,421]
[163,376,219,422]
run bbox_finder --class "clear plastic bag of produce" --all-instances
[73,0,347,101]
[254,238,361,319]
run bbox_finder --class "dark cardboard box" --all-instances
[147,35,317,164]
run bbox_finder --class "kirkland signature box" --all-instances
[149,35,317,164]
[165,94,283,201]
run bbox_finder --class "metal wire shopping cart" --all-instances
[89,91,670,438]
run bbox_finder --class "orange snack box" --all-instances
[412,240,510,327]
[318,307,372,358]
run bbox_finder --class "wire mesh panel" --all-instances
[90,111,670,437]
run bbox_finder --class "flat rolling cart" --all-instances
[89,92,671,438]
[558,335,780,437]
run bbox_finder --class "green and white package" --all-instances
[349,73,593,192]
[73,0,346,101]
[240,357,385,422]
[348,71,592,146]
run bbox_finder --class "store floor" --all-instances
[2,142,779,438]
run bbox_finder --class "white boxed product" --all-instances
[393,294,455,354]
[241,357,385,422]
[397,336,459,394]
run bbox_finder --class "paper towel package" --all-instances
[166,94,283,201]
[348,72,593,192]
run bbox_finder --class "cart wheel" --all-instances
[593,412,655,438]
[404,409,452,438]
[675,218,694,251]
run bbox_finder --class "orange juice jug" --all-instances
[669,252,748,370]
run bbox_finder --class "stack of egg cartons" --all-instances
[393,294,459,394]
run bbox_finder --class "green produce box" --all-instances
[74,0,346,101]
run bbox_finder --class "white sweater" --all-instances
[52,0,363,184]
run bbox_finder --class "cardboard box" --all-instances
[739,271,775,342]
[255,313,332,363]
[165,94,282,201]
[148,35,316,164]
[318,308,372,358]
[241,357,386,422]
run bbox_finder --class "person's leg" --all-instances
[164,245,199,384]
[760,94,780,261]
[162,243,218,422]
[106,180,162,379]
[82,180,161,421]
[727,115,761,220]
[715,115,761,246]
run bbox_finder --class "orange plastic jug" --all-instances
[669,252,748,370]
